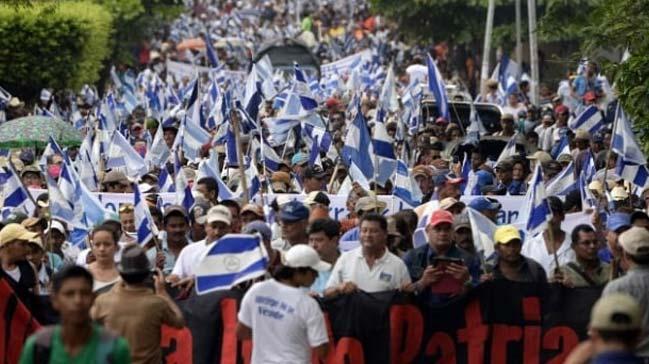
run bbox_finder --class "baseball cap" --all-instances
[103,170,129,185]
[618,226,649,256]
[557,154,573,163]
[468,197,501,212]
[574,129,590,141]
[501,113,514,121]
[590,293,642,331]
[0,224,39,247]
[291,152,308,166]
[611,186,629,201]
[241,204,265,218]
[439,197,465,211]
[494,225,521,244]
[527,151,552,164]
[270,171,291,192]
[242,221,272,242]
[45,220,67,235]
[4,211,28,225]
[475,170,494,188]
[302,165,326,179]
[606,212,631,232]
[354,196,387,213]
[279,200,310,222]
[206,205,232,225]
[304,191,330,206]
[20,165,41,177]
[412,165,432,178]
[282,244,331,271]
[163,205,188,221]
[452,213,471,231]
[495,160,513,171]
[118,244,152,275]
[427,209,454,227]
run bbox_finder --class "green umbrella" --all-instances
[0,115,83,148]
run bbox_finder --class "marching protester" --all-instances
[19,266,131,364]
[237,244,330,363]
[3,0,649,362]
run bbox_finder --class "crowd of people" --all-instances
[1,0,648,363]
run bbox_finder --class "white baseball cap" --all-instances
[205,205,232,225]
[283,245,331,271]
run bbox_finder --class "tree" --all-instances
[582,0,649,148]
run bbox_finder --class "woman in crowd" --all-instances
[87,223,121,293]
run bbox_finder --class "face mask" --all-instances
[47,165,61,179]
[146,247,158,267]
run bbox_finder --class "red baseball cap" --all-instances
[428,209,454,227]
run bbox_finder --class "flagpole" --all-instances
[602,102,621,187]
[327,163,339,194]
[230,109,249,205]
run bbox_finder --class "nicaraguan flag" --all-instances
[106,131,148,179]
[133,183,154,246]
[0,166,32,219]
[496,133,519,163]
[342,104,374,182]
[551,133,571,159]
[204,33,220,69]
[521,163,552,237]
[372,120,397,185]
[196,157,237,202]
[158,167,175,193]
[569,105,603,134]
[545,162,576,196]
[612,108,649,188]
[467,207,497,258]
[174,151,194,211]
[426,53,449,120]
[393,160,422,208]
[195,234,268,295]
[294,63,318,111]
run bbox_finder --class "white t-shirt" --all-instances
[171,239,212,278]
[406,64,427,85]
[238,279,328,364]
[5,266,20,282]
[522,232,575,278]
[325,246,411,292]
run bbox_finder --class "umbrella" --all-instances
[0,116,82,148]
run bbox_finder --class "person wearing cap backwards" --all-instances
[522,196,575,278]
[237,244,330,363]
[601,226,649,358]
[19,266,131,364]
[481,225,547,283]
[324,213,411,296]
[301,165,327,194]
[0,224,40,309]
[168,205,232,291]
[92,245,184,364]
[555,224,611,288]
[271,200,310,252]
[565,294,645,364]
[468,197,502,223]
[402,210,480,302]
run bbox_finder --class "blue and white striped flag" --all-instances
[393,160,422,208]
[195,234,268,295]
[612,108,649,188]
[133,183,154,246]
[294,63,318,111]
[551,133,571,159]
[158,167,175,193]
[196,157,237,202]
[106,131,148,179]
[426,53,449,120]
[545,162,576,196]
[1,165,32,219]
[342,104,374,182]
[467,207,497,257]
[372,120,397,185]
[204,33,220,69]
[174,151,194,211]
[569,105,603,134]
[496,133,519,163]
[521,163,552,237]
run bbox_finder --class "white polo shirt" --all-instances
[326,246,411,293]
[171,239,213,279]
[522,232,575,278]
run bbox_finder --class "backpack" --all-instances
[33,325,118,364]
